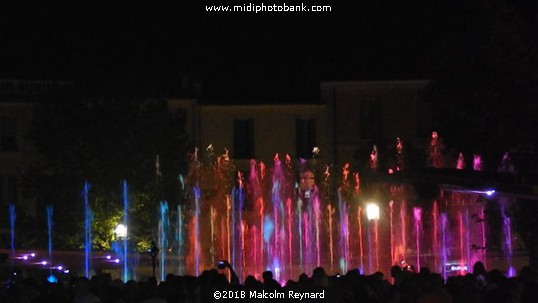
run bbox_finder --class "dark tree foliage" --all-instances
[24,96,191,249]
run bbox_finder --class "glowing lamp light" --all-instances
[115,224,127,238]
[486,189,495,197]
[114,258,120,264]
[366,203,380,221]
[106,255,111,260]
[22,255,28,261]
[57,266,63,271]
[41,261,48,266]
[30,253,36,257]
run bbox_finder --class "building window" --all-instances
[233,119,255,159]
[360,100,383,139]
[0,116,18,152]
[296,119,316,159]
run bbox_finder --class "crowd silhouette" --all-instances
[1,261,537,302]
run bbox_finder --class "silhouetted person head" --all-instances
[391,265,402,278]
[473,261,487,276]
[312,267,329,287]
[262,271,273,283]
[262,270,280,290]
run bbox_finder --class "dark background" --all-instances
[0,1,498,101]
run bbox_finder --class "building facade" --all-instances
[0,79,430,215]
[321,80,430,166]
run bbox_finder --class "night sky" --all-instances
[0,2,500,101]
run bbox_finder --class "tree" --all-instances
[24,96,191,250]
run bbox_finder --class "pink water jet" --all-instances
[473,155,483,171]
[413,207,422,271]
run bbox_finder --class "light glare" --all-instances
[366,203,380,220]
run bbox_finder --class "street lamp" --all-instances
[366,203,380,221]
[115,224,127,239]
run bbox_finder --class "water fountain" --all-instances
[5,132,524,283]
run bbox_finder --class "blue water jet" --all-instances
[9,203,15,266]
[159,201,169,281]
[122,180,129,282]
[83,181,92,278]
[46,205,53,278]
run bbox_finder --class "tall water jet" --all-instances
[159,201,169,281]
[389,201,395,266]
[314,195,321,267]
[432,201,439,272]
[193,187,201,276]
[263,214,274,269]
[234,171,245,279]
[441,213,448,281]
[366,203,380,273]
[458,211,465,275]
[480,205,487,268]
[297,199,304,273]
[9,203,15,266]
[500,198,514,277]
[399,201,407,263]
[339,196,349,274]
[83,182,92,278]
[413,207,422,271]
[270,154,284,279]
[122,180,129,282]
[231,190,236,273]
[357,206,364,273]
[286,198,293,273]
[226,195,231,263]
[328,204,335,272]
[46,205,53,278]
[177,204,184,275]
